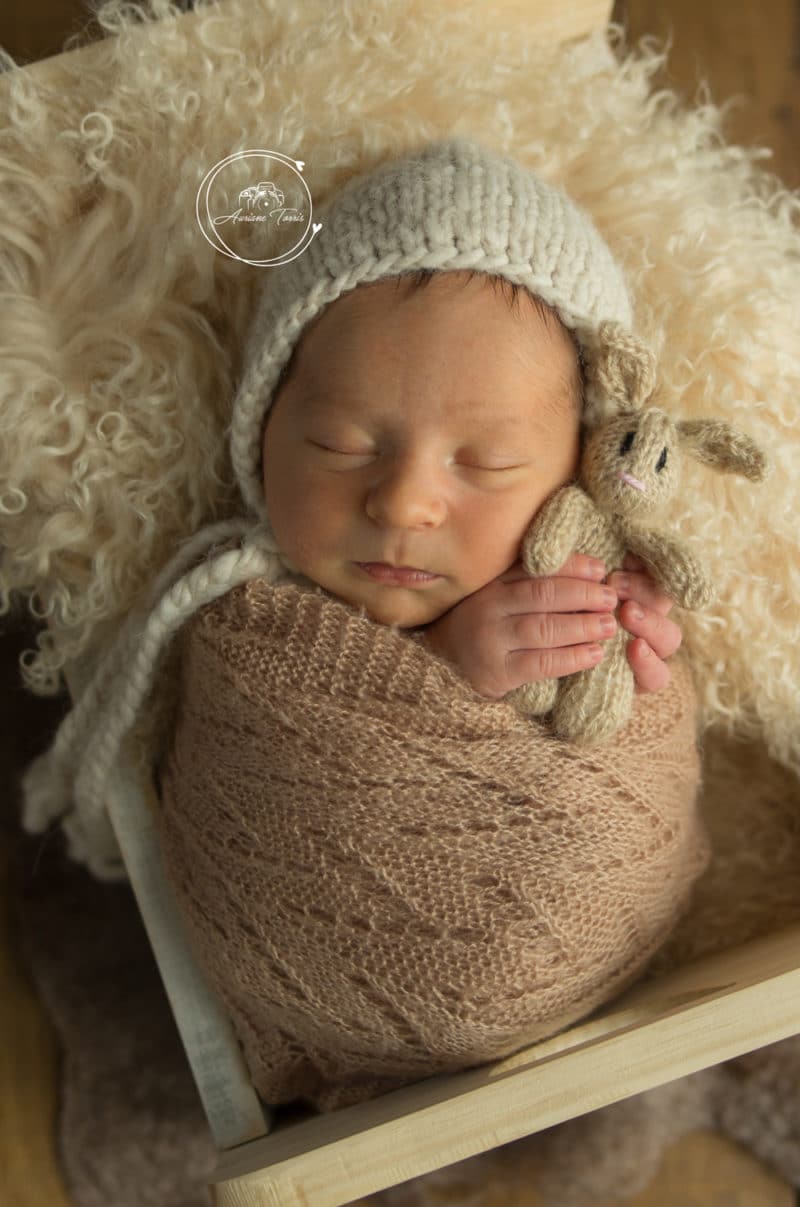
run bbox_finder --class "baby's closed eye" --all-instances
[306,440,530,472]
[307,439,372,455]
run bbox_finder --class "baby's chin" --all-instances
[312,569,456,629]
[344,585,452,629]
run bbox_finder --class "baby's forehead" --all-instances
[279,271,582,418]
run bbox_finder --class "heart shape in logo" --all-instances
[296,160,305,170]
[312,222,322,235]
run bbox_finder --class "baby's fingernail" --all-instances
[639,639,651,656]
[615,574,631,591]
[629,604,644,621]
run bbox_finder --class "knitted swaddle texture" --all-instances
[155,579,711,1113]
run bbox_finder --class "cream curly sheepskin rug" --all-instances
[2,0,799,1204]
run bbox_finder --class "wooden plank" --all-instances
[56,654,270,1151]
[614,0,800,189]
[210,923,800,1205]
[106,761,271,1151]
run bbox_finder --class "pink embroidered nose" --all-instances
[619,471,646,492]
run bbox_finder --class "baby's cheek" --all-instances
[278,507,324,569]
[277,485,347,571]
[461,496,537,586]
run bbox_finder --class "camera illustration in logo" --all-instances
[196,150,322,267]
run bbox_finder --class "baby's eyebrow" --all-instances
[300,390,551,434]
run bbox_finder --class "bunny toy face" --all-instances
[580,408,682,518]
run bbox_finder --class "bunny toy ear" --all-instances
[676,419,769,482]
[581,320,657,426]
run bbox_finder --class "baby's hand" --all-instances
[419,553,620,700]
[607,553,683,694]
[419,552,681,701]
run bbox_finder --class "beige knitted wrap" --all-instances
[155,579,711,1113]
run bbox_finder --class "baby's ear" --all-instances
[676,419,769,481]
[581,321,656,425]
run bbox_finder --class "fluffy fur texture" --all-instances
[1,0,799,778]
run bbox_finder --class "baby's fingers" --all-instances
[607,568,674,617]
[620,600,682,695]
[619,600,682,661]
[627,638,671,694]
[507,639,606,688]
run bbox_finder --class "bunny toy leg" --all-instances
[508,676,560,716]
[551,627,634,745]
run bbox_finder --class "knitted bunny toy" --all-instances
[507,399,768,745]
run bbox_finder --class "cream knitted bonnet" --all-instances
[20,135,655,881]
[231,135,654,521]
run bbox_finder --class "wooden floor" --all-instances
[1,2,798,1205]
[618,0,799,191]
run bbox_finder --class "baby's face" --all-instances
[261,270,581,629]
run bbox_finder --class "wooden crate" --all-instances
[105,751,800,1207]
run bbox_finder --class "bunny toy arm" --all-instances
[618,521,715,611]
[520,484,606,577]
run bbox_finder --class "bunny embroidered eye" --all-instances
[619,430,635,456]
[656,447,668,472]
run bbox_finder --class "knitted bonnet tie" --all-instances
[20,135,656,881]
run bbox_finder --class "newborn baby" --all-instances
[153,262,709,1111]
[261,266,682,693]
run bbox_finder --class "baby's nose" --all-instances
[365,461,447,528]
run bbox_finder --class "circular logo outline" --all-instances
[196,149,321,267]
